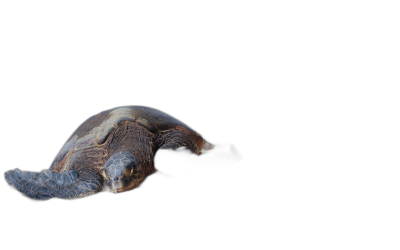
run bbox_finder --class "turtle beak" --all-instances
[108,177,124,193]
[107,177,132,194]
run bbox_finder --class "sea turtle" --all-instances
[4,106,213,200]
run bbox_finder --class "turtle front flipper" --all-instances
[5,168,103,200]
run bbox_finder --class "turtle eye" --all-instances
[122,163,135,177]
[102,170,110,179]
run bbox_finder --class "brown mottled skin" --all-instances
[4,106,213,200]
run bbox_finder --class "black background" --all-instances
[1,11,320,247]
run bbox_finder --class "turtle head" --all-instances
[103,151,141,193]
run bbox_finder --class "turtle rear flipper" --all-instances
[5,168,102,200]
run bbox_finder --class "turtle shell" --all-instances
[50,106,200,171]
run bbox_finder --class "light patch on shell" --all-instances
[95,107,136,144]
[76,107,156,144]
[76,108,134,145]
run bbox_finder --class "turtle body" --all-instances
[5,106,213,200]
